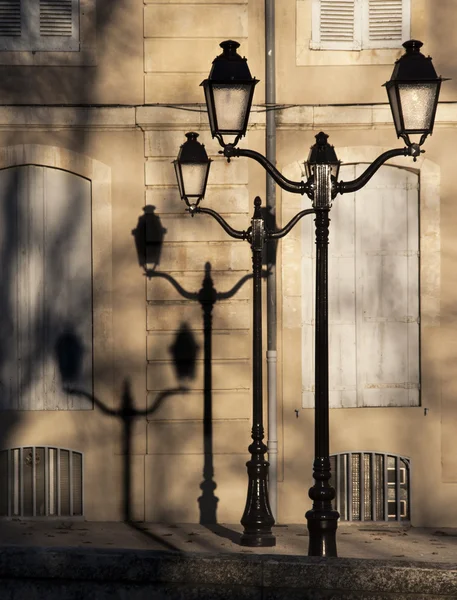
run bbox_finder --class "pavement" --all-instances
[0,519,456,564]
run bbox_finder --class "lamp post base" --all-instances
[240,530,276,547]
[305,507,339,557]
[240,449,276,547]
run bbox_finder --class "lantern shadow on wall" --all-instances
[132,205,167,272]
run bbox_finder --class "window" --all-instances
[0,447,83,517]
[330,452,410,522]
[0,0,79,51]
[311,0,411,50]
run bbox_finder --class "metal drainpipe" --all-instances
[265,0,278,522]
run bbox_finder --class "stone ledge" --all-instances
[0,546,456,599]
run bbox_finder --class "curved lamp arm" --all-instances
[268,208,316,240]
[189,206,248,240]
[337,145,421,195]
[216,272,253,300]
[144,270,198,301]
[223,145,309,195]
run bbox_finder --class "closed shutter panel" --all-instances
[301,164,419,408]
[0,0,79,51]
[40,0,73,37]
[363,0,410,49]
[354,164,419,407]
[311,0,361,50]
[0,1,21,37]
[0,166,92,411]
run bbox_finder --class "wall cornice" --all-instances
[0,103,454,131]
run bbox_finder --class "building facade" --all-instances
[0,0,455,527]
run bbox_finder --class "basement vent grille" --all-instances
[0,447,84,518]
[330,452,410,522]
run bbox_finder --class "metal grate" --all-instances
[0,447,83,518]
[330,452,410,522]
[0,0,21,36]
[40,0,73,36]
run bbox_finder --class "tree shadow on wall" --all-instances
[55,325,197,551]
[133,205,257,544]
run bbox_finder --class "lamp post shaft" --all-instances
[306,206,339,557]
[240,197,275,547]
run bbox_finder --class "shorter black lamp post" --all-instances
[177,38,445,557]
[174,137,316,547]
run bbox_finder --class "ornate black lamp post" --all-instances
[174,136,316,547]
[176,39,445,555]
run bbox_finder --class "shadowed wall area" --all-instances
[134,204,254,530]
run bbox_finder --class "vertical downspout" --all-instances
[265,0,278,522]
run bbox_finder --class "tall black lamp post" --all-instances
[175,39,445,556]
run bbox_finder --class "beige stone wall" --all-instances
[0,0,143,104]
[0,0,456,528]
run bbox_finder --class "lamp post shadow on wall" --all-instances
[174,39,446,555]
[55,327,188,551]
[132,205,255,531]
[144,265,253,530]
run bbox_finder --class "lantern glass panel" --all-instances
[204,84,217,135]
[398,82,439,131]
[181,163,208,198]
[212,83,251,132]
[387,85,402,134]
[174,162,185,199]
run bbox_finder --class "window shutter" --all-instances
[301,165,419,409]
[311,0,411,51]
[363,0,410,49]
[40,0,73,37]
[311,0,361,51]
[0,0,21,37]
[0,0,79,51]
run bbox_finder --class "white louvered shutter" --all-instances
[362,0,410,49]
[311,0,410,51]
[311,0,361,50]
[0,0,79,51]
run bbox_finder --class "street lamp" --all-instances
[384,40,444,148]
[201,40,258,147]
[176,38,445,556]
[175,134,315,545]
[173,132,211,207]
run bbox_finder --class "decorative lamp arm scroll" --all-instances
[337,145,421,196]
[189,206,248,240]
[268,208,316,240]
[223,145,309,195]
